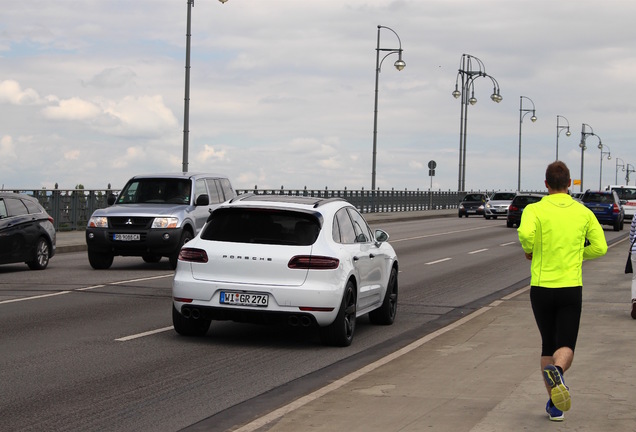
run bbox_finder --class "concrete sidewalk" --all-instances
[231,239,636,432]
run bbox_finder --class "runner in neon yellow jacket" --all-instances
[518,193,608,287]
[518,161,607,422]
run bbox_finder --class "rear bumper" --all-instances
[172,268,344,326]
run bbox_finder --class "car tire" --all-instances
[369,267,398,325]
[172,305,211,337]
[169,230,193,270]
[484,215,491,220]
[506,220,514,228]
[142,254,162,263]
[620,218,624,231]
[88,249,114,269]
[26,237,50,270]
[320,280,356,347]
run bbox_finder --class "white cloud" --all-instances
[0,80,42,105]
[42,97,101,120]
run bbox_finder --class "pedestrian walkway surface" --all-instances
[232,238,636,432]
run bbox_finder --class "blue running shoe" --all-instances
[546,400,564,421]
[543,364,571,411]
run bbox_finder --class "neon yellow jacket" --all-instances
[518,193,607,287]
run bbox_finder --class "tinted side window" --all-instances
[5,198,28,217]
[205,179,222,204]
[195,179,208,203]
[23,199,43,214]
[347,208,372,243]
[334,208,356,244]
[219,178,235,200]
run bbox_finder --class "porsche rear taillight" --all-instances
[178,248,208,263]
[288,255,339,270]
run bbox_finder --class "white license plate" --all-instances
[113,233,140,241]
[220,291,269,307]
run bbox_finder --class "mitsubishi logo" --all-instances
[125,219,133,225]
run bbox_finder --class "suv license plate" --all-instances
[220,291,269,307]
[113,233,140,241]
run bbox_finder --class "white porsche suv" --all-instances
[172,194,399,346]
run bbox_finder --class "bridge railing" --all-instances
[2,187,501,231]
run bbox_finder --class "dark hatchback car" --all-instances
[0,192,56,269]
[581,190,624,231]
[458,193,488,217]
[506,193,544,228]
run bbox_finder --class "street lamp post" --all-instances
[615,157,625,184]
[598,143,611,190]
[518,96,537,192]
[371,25,406,193]
[627,164,635,185]
[579,123,602,192]
[556,115,571,160]
[452,54,502,192]
[182,0,229,173]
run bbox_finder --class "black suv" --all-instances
[86,173,235,269]
[506,193,545,228]
[458,193,488,217]
[581,190,624,231]
[0,192,56,270]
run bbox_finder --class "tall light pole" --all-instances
[579,123,602,192]
[598,143,611,190]
[371,25,406,192]
[627,164,635,185]
[452,54,502,192]
[518,96,537,191]
[182,0,229,173]
[556,115,571,160]
[615,157,625,184]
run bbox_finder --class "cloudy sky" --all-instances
[1,0,635,193]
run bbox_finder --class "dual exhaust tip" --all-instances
[181,307,200,319]
[181,306,312,327]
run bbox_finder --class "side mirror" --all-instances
[375,229,389,244]
[107,194,117,206]
[195,194,210,206]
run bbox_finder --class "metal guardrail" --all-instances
[2,187,487,231]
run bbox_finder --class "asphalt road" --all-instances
[0,216,626,431]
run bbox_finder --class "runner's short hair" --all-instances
[546,161,570,190]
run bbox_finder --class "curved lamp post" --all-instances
[627,163,635,185]
[598,143,611,189]
[518,96,537,191]
[615,157,625,184]
[452,54,502,191]
[556,115,571,160]
[371,25,406,192]
[182,0,229,173]
[579,123,602,192]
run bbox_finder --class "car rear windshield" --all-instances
[116,178,191,204]
[612,187,636,200]
[201,208,321,246]
[491,192,516,200]
[583,193,613,204]
[464,194,485,201]
[513,196,542,206]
